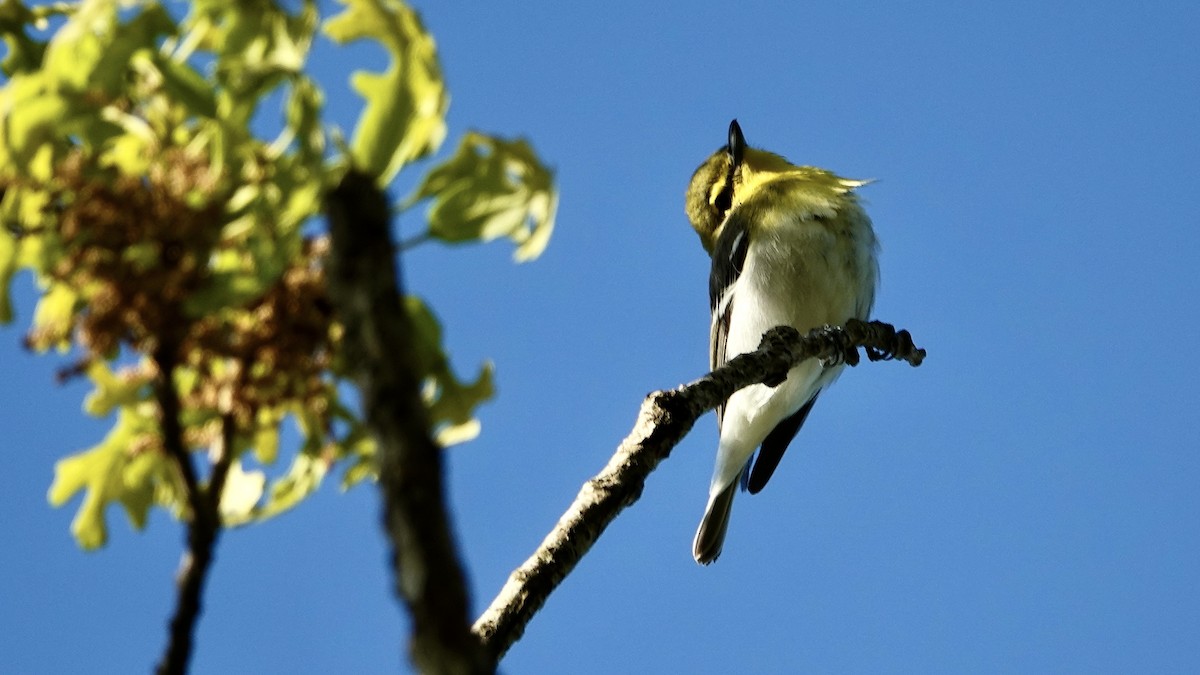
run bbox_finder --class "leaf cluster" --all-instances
[0,0,557,548]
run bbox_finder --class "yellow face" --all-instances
[685,121,800,253]
[685,150,735,254]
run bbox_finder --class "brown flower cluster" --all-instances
[39,148,223,356]
[185,236,337,429]
[29,148,338,432]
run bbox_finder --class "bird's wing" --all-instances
[711,201,828,495]
[745,393,819,494]
[708,213,751,428]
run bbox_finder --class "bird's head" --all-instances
[685,119,797,253]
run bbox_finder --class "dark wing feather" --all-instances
[745,393,820,494]
[708,214,751,322]
[708,214,751,427]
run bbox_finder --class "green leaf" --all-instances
[29,282,78,352]
[404,294,447,372]
[323,0,447,183]
[48,435,127,550]
[436,418,480,447]
[427,362,492,444]
[39,0,114,93]
[83,361,153,417]
[0,185,45,321]
[0,0,56,76]
[269,147,324,236]
[145,51,218,119]
[97,127,155,176]
[338,431,377,490]
[48,408,160,549]
[405,296,495,444]
[183,0,315,118]
[256,450,328,521]
[0,2,174,172]
[42,1,175,97]
[340,456,375,489]
[183,244,281,318]
[0,75,71,171]
[252,407,283,465]
[406,131,558,261]
[119,447,177,529]
[275,75,325,170]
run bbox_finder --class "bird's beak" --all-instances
[727,119,746,167]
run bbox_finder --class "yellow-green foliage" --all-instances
[0,0,556,549]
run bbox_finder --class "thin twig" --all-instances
[325,169,489,675]
[472,320,926,663]
[154,343,223,675]
[395,230,432,252]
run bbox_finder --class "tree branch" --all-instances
[324,169,489,675]
[472,320,925,663]
[154,344,224,675]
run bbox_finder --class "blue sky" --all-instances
[3,1,1199,673]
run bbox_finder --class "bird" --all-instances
[685,120,879,564]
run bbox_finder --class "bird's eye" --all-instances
[713,185,732,216]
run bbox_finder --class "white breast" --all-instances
[709,200,877,490]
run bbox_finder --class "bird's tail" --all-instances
[692,481,738,565]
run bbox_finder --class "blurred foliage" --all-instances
[405,132,556,262]
[0,0,557,549]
